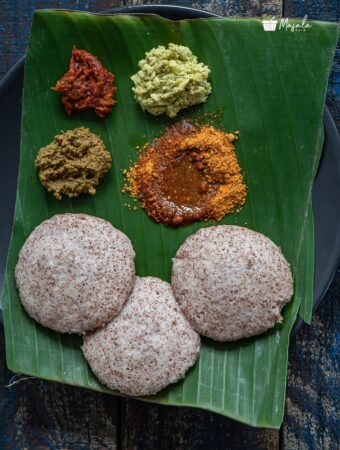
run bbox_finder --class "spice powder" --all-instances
[124,120,246,226]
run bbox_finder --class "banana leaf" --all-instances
[2,11,338,428]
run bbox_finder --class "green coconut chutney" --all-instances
[131,43,212,118]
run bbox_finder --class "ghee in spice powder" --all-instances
[123,120,246,226]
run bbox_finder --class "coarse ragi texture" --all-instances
[82,276,201,396]
[131,43,211,117]
[15,214,136,334]
[124,120,246,226]
[35,127,112,200]
[52,47,117,117]
[172,225,294,341]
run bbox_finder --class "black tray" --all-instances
[1,6,340,336]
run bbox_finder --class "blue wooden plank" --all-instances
[283,268,340,449]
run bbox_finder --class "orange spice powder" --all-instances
[123,120,246,226]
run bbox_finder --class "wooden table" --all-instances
[0,1,339,449]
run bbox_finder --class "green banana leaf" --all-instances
[2,10,338,428]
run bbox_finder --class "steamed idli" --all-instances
[82,276,200,396]
[171,225,293,341]
[15,213,135,334]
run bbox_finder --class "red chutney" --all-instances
[52,48,117,118]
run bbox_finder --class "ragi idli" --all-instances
[15,213,135,334]
[82,276,200,396]
[171,225,293,341]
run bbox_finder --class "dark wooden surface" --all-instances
[0,1,339,449]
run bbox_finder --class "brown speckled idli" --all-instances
[82,276,200,396]
[171,225,293,341]
[15,213,135,334]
